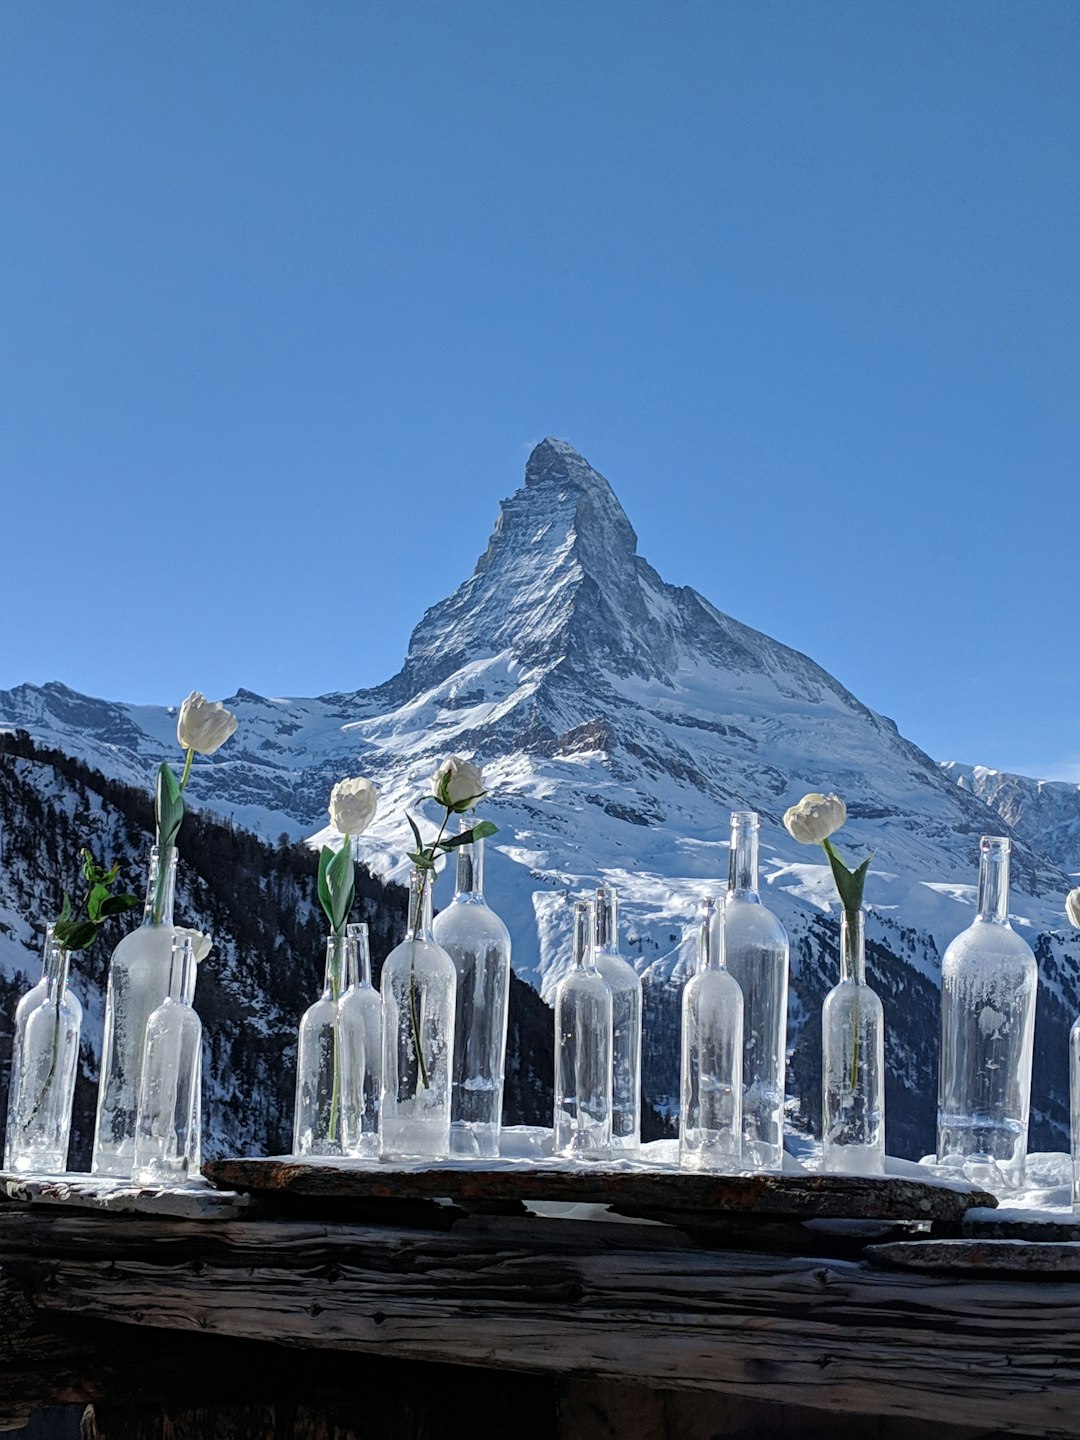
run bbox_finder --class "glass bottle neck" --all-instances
[976,836,1011,924]
[698,898,723,971]
[594,886,618,952]
[143,845,178,928]
[406,868,435,941]
[728,811,760,900]
[345,923,372,987]
[455,836,485,898]
[43,939,70,999]
[167,940,196,1005]
[38,923,56,980]
[572,899,593,970]
[840,910,866,984]
[324,931,352,997]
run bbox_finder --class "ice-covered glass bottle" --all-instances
[723,811,789,1171]
[554,899,613,1160]
[338,922,382,1160]
[293,931,347,1157]
[1071,1013,1080,1214]
[133,933,202,1186]
[432,829,511,1160]
[822,910,885,1175]
[592,885,642,1153]
[93,845,179,1177]
[680,896,743,1172]
[380,868,457,1161]
[4,927,83,1175]
[937,835,1038,1191]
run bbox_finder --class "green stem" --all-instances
[328,931,344,1142]
[179,747,195,791]
[408,809,451,1092]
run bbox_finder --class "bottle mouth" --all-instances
[980,835,1010,856]
[731,810,759,828]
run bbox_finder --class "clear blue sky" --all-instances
[2,3,1077,779]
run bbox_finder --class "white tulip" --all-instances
[175,927,213,962]
[783,792,847,845]
[429,756,486,813]
[1066,888,1080,931]
[176,692,239,755]
[329,776,379,836]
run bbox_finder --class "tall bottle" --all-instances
[680,896,743,1172]
[592,885,642,1154]
[380,867,457,1161]
[822,910,885,1175]
[93,845,179,1177]
[554,899,613,1160]
[133,933,202,1187]
[338,922,382,1160]
[1071,1013,1080,1214]
[937,835,1038,1191]
[432,829,511,1160]
[293,931,347,1157]
[4,927,83,1175]
[722,811,789,1170]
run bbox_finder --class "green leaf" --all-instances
[442,821,498,850]
[407,851,434,870]
[99,893,140,918]
[470,820,497,842]
[57,893,72,929]
[56,920,98,952]
[87,883,110,923]
[317,846,335,930]
[822,838,873,920]
[327,840,355,932]
[406,815,424,852]
[155,762,185,850]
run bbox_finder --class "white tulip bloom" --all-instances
[174,927,213,963]
[430,756,486,813]
[329,776,379,836]
[176,692,239,755]
[783,792,847,845]
[1066,888,1080,931]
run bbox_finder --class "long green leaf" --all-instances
[317,847,335,930]
[55,919,98,952]
[98,893,141,918]
[87,883,110,923]
[327,841,355,932]
[155,762,184,850]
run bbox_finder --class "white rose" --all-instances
[177,692,239,755]
[329,776,379,836]
[783,792,847,845]
[1066,888,1080,930]
[429,756,486,813]
[174,927,213,962]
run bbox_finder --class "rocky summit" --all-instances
[2,438,1079,1156]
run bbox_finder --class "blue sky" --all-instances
[1,3,1077,779]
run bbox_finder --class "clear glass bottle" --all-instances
[554,899,613,1160]
[592,885,642,1154]
[822,910,885,1175]
[680,896,743,1172]
[293,931,347,1157]
[1071,1013,1080,1214]
[937,835,1038,1191]
[722,811,789,1171]
[92,845,179,1177]
[338,922,382,1160]
[133,933,202,1187]
[4,927,83,1175]
[380,868,457,1162]
[432,829,511,1160]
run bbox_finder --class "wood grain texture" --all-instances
[1,1208,1078,1436]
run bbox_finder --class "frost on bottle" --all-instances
[1070,1013,1080,1214]
[554,899,613,1160]
[133,933,202,1187]
[432,829,511,1160]
[4,927,83,1175]
[722,811,789,1171]
[93,845,179,1178]
[937,835,1038,1191]
[822,910,885,1175]
[293,931,347,1157]
[592,885,642,1153]
[680,896,743,1172]
[338,923,382,1160]
[380,868,456,1162]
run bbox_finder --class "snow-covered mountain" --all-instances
[941,762,1080,876]
[3,438,1078,1156]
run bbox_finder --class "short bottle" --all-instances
[821,909,885,1175]
[554,899,613,1160]
[93,845,180,1178]
[338,923,382,1160]
[4,926,82,1175]
[293,931,347,1157]
[680,896,743,1172]
[592,885,642,1153]
[432,828,511,1160]
[380,867,457,1162]
[722,811,789,1171]
[133,933,203,1187]
[937,836,1038,1191]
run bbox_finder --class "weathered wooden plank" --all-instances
[959,1206,1080,1243]
[1,1209,1078,1436]
[204,1156,995,1224]
[871,1238,1080,1274]
[0,1173,250,1222]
